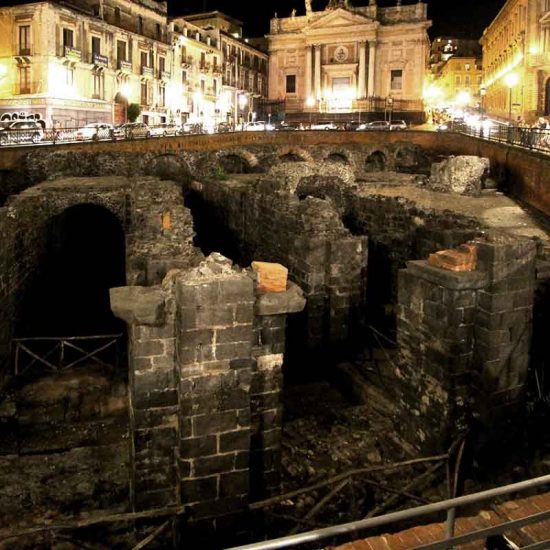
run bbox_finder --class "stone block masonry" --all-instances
[111,254,305,543]
[395,233,537,454]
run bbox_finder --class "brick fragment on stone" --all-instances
[428,243,477,272]
[251,261,288,293]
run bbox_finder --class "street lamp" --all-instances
[504,72,519,125]
[479,85,486,119]
[306,96,315,127]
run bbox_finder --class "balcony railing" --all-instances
[141,65,154,78]
[160,70,171,80]
[64,46,81,61]
[117,60,132,73]
[91,52,109,68]
[17,47,31,57]
[199,63,210,73]
[181,55,193,67]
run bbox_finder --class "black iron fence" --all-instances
[12,334,122,376]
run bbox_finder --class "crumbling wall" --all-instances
[395,234,537,454]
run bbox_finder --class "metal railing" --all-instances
[12,334,122,376]
[227,474,550,550]
[455,122,550,154]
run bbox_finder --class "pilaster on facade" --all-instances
[267,3,430,116]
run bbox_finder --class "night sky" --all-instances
[0,0,507,39]
[168,0,506,40]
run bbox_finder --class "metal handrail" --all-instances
[226,474,550,550]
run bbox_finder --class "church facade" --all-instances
[267,0,431,116]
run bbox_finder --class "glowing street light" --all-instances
[456,90,471,107]
[504,72,519,124]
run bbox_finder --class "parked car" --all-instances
[309,121,338,130]
[0,120,44,145]
[216,122,233,133]
[181,122,203,134]
[114,122,151,139]
[75,122,115,141]
[357,120,390,131]
[245,121,274,131]
[277,122,301,131]
[344,120,362,131]
[389,119,407,131]
[149,123,179,137]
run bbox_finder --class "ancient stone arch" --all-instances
[277,146,315,163]
[324,149,351,164]
[365,150,388,172]
[217,149,260,173]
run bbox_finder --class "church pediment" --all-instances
[305,8,376,31]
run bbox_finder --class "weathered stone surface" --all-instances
[255,282,306,315]
[251,261,288,293]
[429,155,490,196]
[110,286,165,326]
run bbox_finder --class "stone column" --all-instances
[358,42,367,99]
[367,40,376,97]
[314,44,322,99]
[305,45,313,101]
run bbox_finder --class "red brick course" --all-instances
[331,491,550,550]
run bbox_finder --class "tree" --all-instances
[126,103,141,123]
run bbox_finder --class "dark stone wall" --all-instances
[0,177,197,389]
[395,234,537,454]
[197,178,368,356]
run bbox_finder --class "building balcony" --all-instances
[199,63,211,73]
[117,60,133,73]
[212,66,222,76]
[91,52,109,68]
[181,55,193,68]
[63,46,82,62]
[141,65,154,78]
[159,70,171,81]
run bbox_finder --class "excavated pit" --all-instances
[0,143,549,549]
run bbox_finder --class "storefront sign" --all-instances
[92,53,109,68]
[64,46,82,61]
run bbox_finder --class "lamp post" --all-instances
[306,96,315,128]
[479,85,486,119]
[504,72,519,125]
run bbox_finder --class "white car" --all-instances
[389,119,407,131]
[75,122,115,141]
[149,123,180,137]
[245,121,274,131]
[309,121,338,130]
[357,120,390,131]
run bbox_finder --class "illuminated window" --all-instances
[465,63,471,70]
[159,84,165,107]
[390,69,403,90]
[159,56,165,76]
[286,74,296,93]
[19,65,30,94]
[181,45,187,62]
[91,36,101,56]
[19,25,30,55]
[200,52,206,68]
[141,51,148,68]
[63,28,74,49]
[455,75,462,86]
[117,40,126,63]
[465,75,471,86]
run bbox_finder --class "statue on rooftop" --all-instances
[305,0,312,16]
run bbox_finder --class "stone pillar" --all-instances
[175,259,255,536]
[305,45,313,101]
[396,261,487,453]
[314,44,322,99]
[474,235,536,424]
[367,41,376,97]
[251,282,306,498]
[110,286,179,511]
[358,42,367,99]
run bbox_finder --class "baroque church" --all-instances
[267,0,431,115]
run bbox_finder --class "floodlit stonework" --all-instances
[267,0,431,115]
